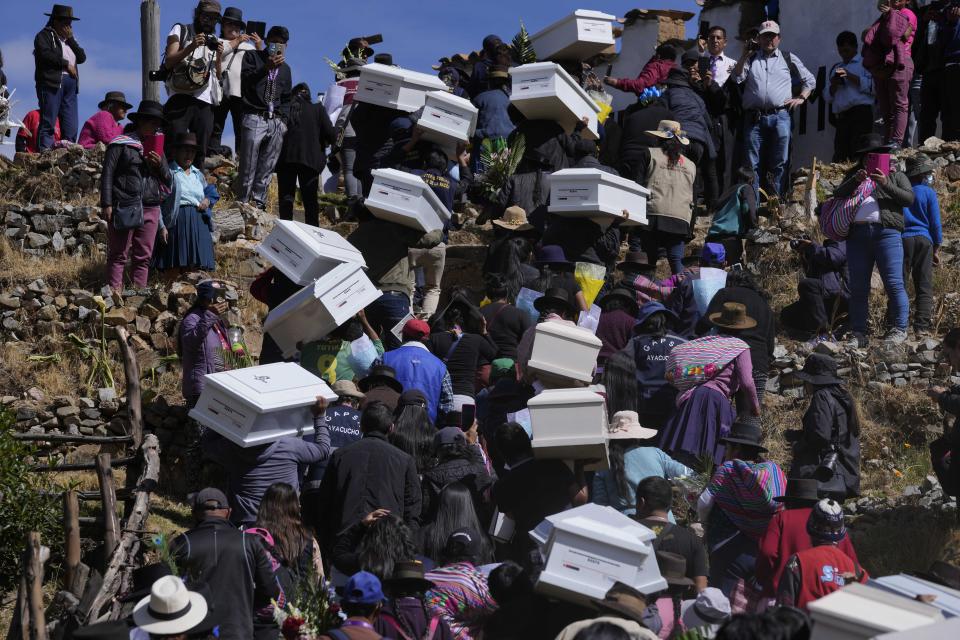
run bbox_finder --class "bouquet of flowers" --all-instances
[273,570,341,639]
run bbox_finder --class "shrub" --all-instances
[0,409,64,591]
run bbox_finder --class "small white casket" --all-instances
[509,62,601,139]
[188,362,337,447]
[548,168,650,225]
[535,504,666,603]
[527,387,608,466]
[256,220,366,286]
[354,63,448,112]
[416,90,478,146]
[527,321,602,383]
[263,262,381,358]
[364,168,451,232]
[530,10,617,62]
[808,583,945,640]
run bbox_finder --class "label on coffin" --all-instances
[514,74,554,94]
[554,186,591,204]
[580,20,611,36]
[423,105,469,131]
[359,78,397,100]
[558,545,638,585]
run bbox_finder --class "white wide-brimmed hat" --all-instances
[607,410,658,441]
[133,575,209,635]
[644,120,690,146]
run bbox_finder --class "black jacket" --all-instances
[33,26,85,91]
[420,447,495,521]
[350,102,405,172]
[279,96,336,172]
[617,103,676,181]
[701,286,776,375]
[790,385,861,499]
[171,517,280,640]
[833,168,914,232]
[315,432,422,537]
[241,51,292,119]
[541,216,622,266]
[662,70,717,158]
[99,143,172,208]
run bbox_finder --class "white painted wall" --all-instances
[608,18,680,112]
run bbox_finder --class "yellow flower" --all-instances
[903,443,912,449]
[92,295,107,311]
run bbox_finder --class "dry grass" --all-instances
[0,236,105,289]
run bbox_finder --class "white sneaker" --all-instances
[885,328,908,344]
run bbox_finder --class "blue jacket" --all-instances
[303,404,362,490]
[472,86,515,141]
[628,333,687,423]
[903,183,943,246]
[801,239,849,298]
[592,445,693,515]
[383,343,450,422]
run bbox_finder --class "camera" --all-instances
[204,33,219,50]
[789,234,811,250]
[149,67,169,82]
[815,448,840,482]
[748,39,760,52]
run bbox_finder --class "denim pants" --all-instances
[847,223,909,333]
[744,109,791,197]
[637,228,685,275]
[365,290,411,350]
[238,113,287,205]
[37,74,78,149]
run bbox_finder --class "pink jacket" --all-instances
[77,110,122,149]
[617,56,675,95]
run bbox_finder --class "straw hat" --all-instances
[708,302,757,330]
[492,206,534,232]
[607,411,658,441]
[645,120,690,145]
[133,576,209,635]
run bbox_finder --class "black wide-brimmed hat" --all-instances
[46,4,80,20]
[533,287,575,315]
[855,133,894,156]
[774,477,820,504]
[173,132,199,148]
[221,6,244,25]
[794,353,843,386]
[720,420,767,452]
[98,91,133,111]
[127,100,167,125]
[598,287,640,315]
[617,250,655,272]
[656,551,695,588]
[384,560,436,593]
[358,364,403,393]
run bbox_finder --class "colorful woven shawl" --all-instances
[665,335,749,393]
[107,133,143,152]
[708,459,786,541]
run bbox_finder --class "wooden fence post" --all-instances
[63,491,81,595]
[95,454,120,558]
[113,326,144,449]
[141,0,161,103]
[26,532,48,640]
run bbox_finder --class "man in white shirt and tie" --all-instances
[699,26,739,190]
[703,26,737,88]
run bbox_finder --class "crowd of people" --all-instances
[8,1,960,639]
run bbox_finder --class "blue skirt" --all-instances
[153,205,216,271]
[657,385,735,471]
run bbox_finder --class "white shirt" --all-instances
[854,196,881,223]
[221,39,255,98]
[707,52,736,87]
[826,55,875,114]
[165,24,218,104]
[59,34,76,74]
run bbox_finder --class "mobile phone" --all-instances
[246,21,266,39]
[460,404,476,430]
[267,42,286,57]
[698,56,710,76]
[732,263,744,272]
[364,33,384,45]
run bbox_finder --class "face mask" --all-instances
[925,174,934,185]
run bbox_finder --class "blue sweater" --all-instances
[592,446,693,515]
[903,184,942,245]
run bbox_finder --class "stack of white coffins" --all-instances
[548,168,650,226]
[526,322,609,467]
[531,503,667,604]
[189,220,377,447]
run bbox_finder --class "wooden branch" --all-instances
[83,435,160,623]
[96,454,120,559]
[63,491,82,597]
[26,532,49,640]
[14,434,134,445]
[113,326,144,448]
[5,572,28,640]
[31,456,135,472]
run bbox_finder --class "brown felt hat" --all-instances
[708,302,757,330]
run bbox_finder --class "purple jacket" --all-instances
[179,307,227,402]
[78,109,122,149]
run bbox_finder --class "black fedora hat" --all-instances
[536,244,571,266]
[774,477,819,504]
[358,364,403,393]
[221,6,244,25]
[656,551,695,588]
[794,353,842,386]
[98,91,133,111]
[855,133,894,156]
[173,132,199,148]
[598,287,640,315]
[46,4,80,21]
[533,287,575,315]
[127,100,167,125]
[617,250,655,272]
[119,562,173,603]
[720,420,767,453]
[383,560,435,593]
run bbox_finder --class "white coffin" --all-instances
[530,10,616,62]
[263,263,381,358]
[364,168,451,232]
[548,168,650,225]
[416,90,478,146]
[528,387,608,466]
[536,507,666,604]
[256,220,366,286]
[188,362,337,447]
[808,583,944,640]
[510,63,601,140]
[527,321,602,383]
[354,62,448,112]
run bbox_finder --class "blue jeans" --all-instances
[365,290,410,351]
[635,228,685,274]
[744,109,791,197]
[847,224,909,333]
[37,74,78,149]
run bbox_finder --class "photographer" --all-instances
[209,6,261,157]
[780,237,849,345]
[786,354,861,501]
[827,31,874,162]
[161,0,224,165]
[238,26,292,209]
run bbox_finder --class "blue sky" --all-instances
[1,0,696,155]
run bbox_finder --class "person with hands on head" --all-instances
[99,99,171,293]
[177,279,232,407]
[161,0,224,164]
[33,4,85,150]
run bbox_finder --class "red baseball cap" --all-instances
[402,318,431,341]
